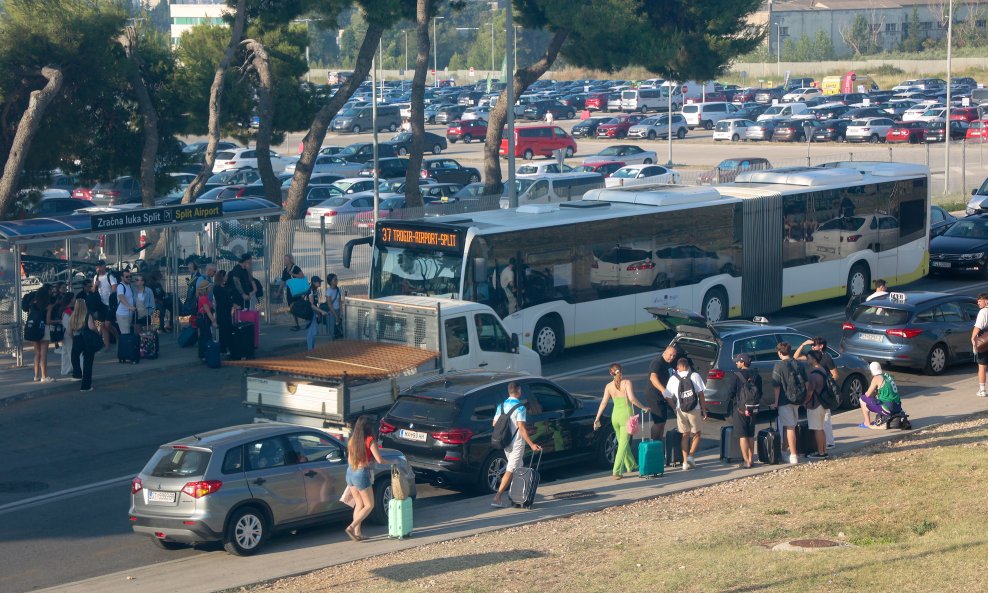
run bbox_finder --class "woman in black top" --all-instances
[213,270,234,354]
[147,269,172,332]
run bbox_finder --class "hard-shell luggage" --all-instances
[117,332,140,364]
[237,308,260,348]
[720,425,742,463]
[229,319,255,360]
[205,335,222,368]
[177,325,197,348]
[757,425,782,465]
[139,321,159,360]
[388,497,413,539]
[665,428,684,467]
[794,419,813,456]
[509,449,542,509]
[636,412,664,477]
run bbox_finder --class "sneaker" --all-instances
[978,389,988,398]
[39,377,54,383]
[686,455,696,469]
[788,454,799,465]
[827,443,836,449]
[80,387,93,392]
[808,452,829,460]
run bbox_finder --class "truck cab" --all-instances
[437,298,542,374]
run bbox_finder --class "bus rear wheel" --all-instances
[533,316,563,361]
[701,287,728,322]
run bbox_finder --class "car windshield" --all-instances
[763,106,783,115]
[715,121,731,131]
[849,120,869,126]
[943,218,988,239]
[370,244,462,298]
[148,447,211,478]
[718,160,741,169]
[517,166,539,175]
[851,305,911,326]
[391,132,412,142]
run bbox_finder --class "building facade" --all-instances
[169,0,230,46]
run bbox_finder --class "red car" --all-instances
[967,119,988,141]
[886,121,926,144]
[71,187,93,200]
[732,89,757,103]
[595,114,646,139]
[446,119,488,144]
[575,161,626,177]
[686,91,728,104]
[950,107,981,123]
[585,92,609,111]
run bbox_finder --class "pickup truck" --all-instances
[233,295,542,437]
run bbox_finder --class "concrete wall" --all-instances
[729,57,988,78]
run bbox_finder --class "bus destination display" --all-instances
[378,224,461,252]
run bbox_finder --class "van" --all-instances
[499,125,578,160]
[681,102,740,130]
[821,76,843,96]
[822,72,880,96]
[660,80,716,111]
[498,173,605,208]
[330,104,401,134]
[755,102,809,122]
[621,87,665,113]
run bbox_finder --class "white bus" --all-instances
[352,162,930,360]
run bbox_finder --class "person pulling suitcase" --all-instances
[490,382,542,509]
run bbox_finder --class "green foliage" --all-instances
[871,64,904,76]
[900,7,926,53]
[447,51,466,71]
[813,30,834,60]
[911,519,937,536]
[844,13,878,56]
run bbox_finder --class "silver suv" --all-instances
[128,423,415,555]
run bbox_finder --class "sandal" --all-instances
[344,526,358,542]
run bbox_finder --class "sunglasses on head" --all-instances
[611,370,621,376]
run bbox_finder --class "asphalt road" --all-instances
[0,275,985,592]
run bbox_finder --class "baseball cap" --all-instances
[96,259,106,266]
[734,353,752,364]
[869,361,883,376]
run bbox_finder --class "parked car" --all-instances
[773,119,821,142]
[303,192,381,229]
[683,102,741,129]
[334,142,399,164]
[697,157,771,184]
[583,145,656,165]
[605,164,680,186]
[595,114,647,139]
[358,157,410,179]
[91,176,142,206]
[330,104,401,133]
[500,125,578,160]
[649,308,869,416]
[745,120,781,142]
[387,131,447,155]
[128,422,414,555]
[712,118,757,142]
[922,120,969,143]
[755,102,809,122]
[886,121,927,144]
[574,161,625,177]
[213,148,292,174]
[753,87,785,104]
[930,204,958,237]
[584,92,610,112]
[845,117,895,143]
[782,87,822,102]
[965,177,988,215]
[379,371,612,493]
[434,105,468,125]
[966,119,988,142]
[202,169,260,194]
[421,158,481,185]
[811,119,852,142]
[626,114,688,140]
[517,163,575,177]
[807,213,900,263]
[446,119,488,144]
[841,292,979,375]
[523,100,576,121]
[284,154,362,177]
[571,116,612,138]
[800,105,851,121]
[30,197,91,217]
[928,214,988,277]
[949,107,981,123]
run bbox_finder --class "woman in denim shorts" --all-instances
[345,415,384,541]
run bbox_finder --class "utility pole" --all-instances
[506,5,516,207]
[944,0,953,196]
[403,30,408,83]
[432,16,445,87]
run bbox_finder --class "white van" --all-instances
[660,80,716,112]
[498,173,605,208]
[681,101,740,130]
[755,102,810,122]
[621,87,665,113]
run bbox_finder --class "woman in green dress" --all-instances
[594,363,651,479]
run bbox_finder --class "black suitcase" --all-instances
[117,332,140,364]
[720,425,743,463]
[757,425,782,465]
[509,450,542,509]
[665,428,684,467]
[228,322,255,360]
[794,419,814,456]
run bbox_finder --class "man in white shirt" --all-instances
[500,259,518,314]
[94,261,118,349]
[664,358,707,469]
[972,293,988,397]
[491,382,541,508]
[865,279,888,301]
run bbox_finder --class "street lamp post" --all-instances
[433,16,445,87]
[506,6,516,207]
[403,30,408,83]
[490,21,496,78]
[293,18,321,83]
[775,23,781,78]
[944,0,953,196]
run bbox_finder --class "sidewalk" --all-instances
[0,313,323,407]
[39,371,988,593]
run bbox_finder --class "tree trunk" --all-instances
[482,28,569,195]
[124,28,160,208]
[402,0,430,209]
[270,22,385,280]
[241,39,279,203]
[0,66,64,219]
[182,0,247,204]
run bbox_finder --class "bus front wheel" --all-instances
[533,316,564,361]
[701,287,728,323]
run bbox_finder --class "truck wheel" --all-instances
[478,452,507,494]
[732,134,740,142]
[533,316,564,361]
[223,506,268,556]
[701,287,728,323]
[370,475,391,524]
[676,128,686,139]
[352,125,362,134]
[432,144,443,154]
[841,374,865,409]
[847,263,870,299]
[703,120,714,130]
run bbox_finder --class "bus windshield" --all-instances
[370,245,463,298]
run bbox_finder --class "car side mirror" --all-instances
[511,332,520,353]
[974,188,979,196]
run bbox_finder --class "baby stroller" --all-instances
[871,400,912,430]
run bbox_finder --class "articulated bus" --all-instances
[357,162,930,360]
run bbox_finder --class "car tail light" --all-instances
[305,209,311,216]
[626,261,655,271]
[323,210,337,216]
[431,428,474,445]
[707,369,725,380]
[591,260,598,268]
[131,477,143,494]
[379,419,396,435]
[842,322,856,331]
[420,169,428,178]
[224,161,236,165]
[886,328,923,339]
[845,234,862,242]
[181,480,223,499]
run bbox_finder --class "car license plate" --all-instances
[399,429,427,442]
[148,490,176,503]
[858,333,884,343]
[931,261,951,268]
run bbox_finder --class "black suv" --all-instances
[523,100,576,121]
[379,371,612,494]
[358,157,410,179]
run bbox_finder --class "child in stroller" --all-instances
[859,362,912,430]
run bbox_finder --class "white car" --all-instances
[516,163,575,177]
[914,107,947,123]
[604,164,680,187]
[284,154,362,177]
[590,244,664,290]
[902,102,941,122]
[303,193,379,230]
[212,148,292,174]
[782,87,822,102]
[805,214,900,262]
[756,102,809,122]
[845,117,895,143]
[583,145,657,165]
[712,118,757,141]
[626,115,688,140]
[461,106,491,121]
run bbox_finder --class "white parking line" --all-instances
[0,475,133,516]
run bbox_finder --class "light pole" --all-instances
[944,0,953,196]
[506,6,516,207]
[432,16,445,87]
[490,21,496,79]
[403,30,408,83]
[293,18,321,83]
[774,23,781,78]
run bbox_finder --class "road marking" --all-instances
[0,475,132,516]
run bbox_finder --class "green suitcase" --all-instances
[388,497,413,539]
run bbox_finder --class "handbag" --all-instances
[626,413,641,438]
[339,486,356,508]
[391,464,412,501]
[48,323,65,343]
[975,329,988,353]
[291,299,314,321]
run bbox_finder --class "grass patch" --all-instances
[250,415,988,593]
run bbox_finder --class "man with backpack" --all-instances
[491,382,541,508]
[728,353,762,468]
[795,337,837,449]
[93,261,118,352]
[805,351,836,460]
[664,358,707,470]
[772,341,807,465]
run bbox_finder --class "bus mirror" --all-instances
[511,332,520,352]
[473,257,488,282]
[342,236,372,269]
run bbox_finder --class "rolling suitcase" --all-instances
[794,419,814,456]
[665,428,684,467]
[228,311,256,360]
[238,307,260,348]
[177,325,197,348]
[204,331,222,368]
[757,425,782,465]
[139,319,159,360]
[118,313,140,364]
[387,497,413,539]
[636,412,664,477]
[509,449,542,509]
[720,425,742,464]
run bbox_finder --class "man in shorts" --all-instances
[795,336,837,448]
[728,353,762,468]
[664,358,707,470]
[491,382,541,508]
[804,351,830,460]
[972,293,988,397]
[772,341,807,465]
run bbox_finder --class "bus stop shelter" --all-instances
[0,198,282,367]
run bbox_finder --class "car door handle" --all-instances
[253,478,266,485]
[304,470,318,478]
[478,362,489,367]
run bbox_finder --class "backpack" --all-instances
[779,359,807,405]
[180,273,201,316]
[290,292,314,321]
[677,373,700,412]
[20,289,37,313]
[491,402,523,449]
[23,307,45,342]
[734,371,761,410]
[810,368,840,410]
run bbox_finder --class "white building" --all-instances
[169,0,230,46]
